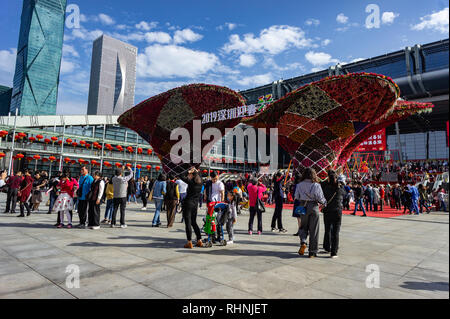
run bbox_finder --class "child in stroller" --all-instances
[202,202,229,247]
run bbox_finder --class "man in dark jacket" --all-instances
[165,174,179,228]
[351,182,367,217]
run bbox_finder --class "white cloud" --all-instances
[0,48,16,86]
[0,48,17,74]
[234,73,273,87]
[98,13,115,25]
[217,22,238,31]
[56,100,87,115]
[116,24,129,30]
[305,51,339,66]
[62,44,79,57]
[72,27,103,41]
[60,59,76,74]
[145,32,172,44]
[263,57,304,72]
[336,13,349,24]
[305,18,320,26]
[223,25,314,55]
[321,39,331,46]
[411,7,449,34]
[311,67,323,72]
[136,80,190,98]
[137,44,219,78]
[173,28,203,44]
[382,12,399,25]
[135,21,158,31]
[239,54,256,67]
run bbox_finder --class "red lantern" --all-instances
[28,136,36,143]
[49,156,56,162]
[126,163,132,168]
[115,162,122,168]
[18,132,26,139]
[66,138,72,144]
[136,164,142,169]
[203,169,207,174]
[104,161,111,167]
[116,145,123,151]
[64,157,71,163]
[71,142,78,148]
[147,149,153,155]
[43,158,49,163]
[105,144,112,149]
[85,143,91,148]
[146,165,152,170]
[16,153,24,160]
[80,140,86,145]
[33,155,41,160]
[51,136,58,142]
[36,134,43,141]
[0,130,8,137]
[127,146,133,153]
[26,157,33,162]
[57,140,62,145]
[137,148,143,154]
[155,166,161,171]
[0,152,5,158]
[78,159,84,164]
[91,160,98,166]
[44,138,51,144]
[70,160,76,165]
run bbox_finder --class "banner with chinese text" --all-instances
[356,129,386,152]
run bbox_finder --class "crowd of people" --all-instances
[0,162,448,259]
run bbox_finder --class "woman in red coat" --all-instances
[18,169,34,217]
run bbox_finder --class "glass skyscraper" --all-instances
[10,0,67,115]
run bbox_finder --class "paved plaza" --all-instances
[0,193,448,299]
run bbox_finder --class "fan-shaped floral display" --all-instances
[335,100,434,168]
[244,73,400,180]
[118,84,246,175]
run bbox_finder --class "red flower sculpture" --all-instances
[243,73,400,180]
[118,84,246,175]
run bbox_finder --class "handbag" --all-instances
[293,203,307,217]
[148,184,154,201]
[256,197,265,213]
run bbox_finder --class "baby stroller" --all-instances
[202,202,229,247]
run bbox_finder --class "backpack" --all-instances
[164,181,178,201]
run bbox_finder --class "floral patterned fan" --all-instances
[243,73,400,180]
[335,100,434,168]
[118,84,246,175]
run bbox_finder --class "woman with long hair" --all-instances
[321,170,345,258]
[179,168,203,248]
[53,171,76,228]
[294,168,326,258]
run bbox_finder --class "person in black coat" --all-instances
[321,170,346,258]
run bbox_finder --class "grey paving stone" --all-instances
[0,271,53,295]
[0,284,75,299]
[187,284,262,299]
[144,271,220,298]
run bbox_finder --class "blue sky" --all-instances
[0,0,448,115]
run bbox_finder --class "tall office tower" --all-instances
[87,35,137,115]
[0,86,13,116]
[10,0,67,115]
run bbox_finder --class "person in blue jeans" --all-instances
[152,173,167,227]
[351,182,367,217]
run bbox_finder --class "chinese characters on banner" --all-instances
[201,94,273,124]
[356,129,386,152]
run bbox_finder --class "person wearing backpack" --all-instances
[165,174,180,228]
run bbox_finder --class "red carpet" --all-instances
[264,202,411,218]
